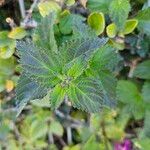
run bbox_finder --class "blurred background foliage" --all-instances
[0,0,150,149]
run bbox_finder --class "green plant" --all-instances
[16,12,122,115]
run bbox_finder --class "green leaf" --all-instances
[38,1,61,17]
[98,71,117,101]
[87,12,105,35]
[91,44,121,72]
[63,55,89,79]
[31,93,51,108]
[142,81,150,103]
[0,31,14,47]
[133,60,150,79]
[85,70,117,107]
[8,27,27,39]
[109,0,131,31]
[15,74,49,116]
[33,13,58,52]
[50,84,66,110]
[66,0,75,6]
[68,78,106,112]
[122,19,138,35]
[59,13,73,35]
[60,37,107,65]
[140,111,150,138]
[30,120,48,141]
[49,121,64,136]
[136,8,150,35]
[82,136,100,150]
[116,80,145,119]
[116,80,142,104]
[135,139,150,150]
[106,23,117,38]
[87,0,111,14]
[0,40,16,59]
[0,57,16,76]
[16,41,62,87]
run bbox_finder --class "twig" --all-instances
[67,127,72,145]
[128,57,142,78]
[55,110,84,126]
[48,132,54,144]
[21,0,39,28]
[18,0,25,18]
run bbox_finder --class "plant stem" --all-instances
[67,126,72,145]
[18,0,25,18]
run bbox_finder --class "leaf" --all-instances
[142,81,150,103]
[135,139,150,150]
[8,27,27,39]
[66,0,75,6]
[59,13,73,35]
[0,40,16,59]
[50,84,66,110]
[15,74,49,116]
[85,70,117,107]
[31,93,51,108]
[98,71,117,101]
[33,13,58,52]
[116,80,145,119]
[0,57,16,76]
[116,80,142,104]
[38,1,61,17]
[87,0,111,14]
[136,8,150,35]
[63,55,90,79]
[106,23,117,38]
[0,31,14,47]
[91,44,121,72]
[16,41,62,87]
[133,60,150,79]
[60,37,107,65]
[122,19,138,35]
[87,12,105,35]
[68,78,106,112]
[49,121,64,136]
[82,136,100,150]
[140,111,150,138]
[30,120,48,141]
[109,0,131,31]
[71,14,97,38]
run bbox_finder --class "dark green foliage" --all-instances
[16,13,120,114]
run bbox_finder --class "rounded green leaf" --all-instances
[88,12,105,35]
[0,40,16,59]
[38,1,61,17]
[106,23,117,38]
[0,31,11,47]
[122,19,138,35]
[134,60,150,79]
[8,27,27,39]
